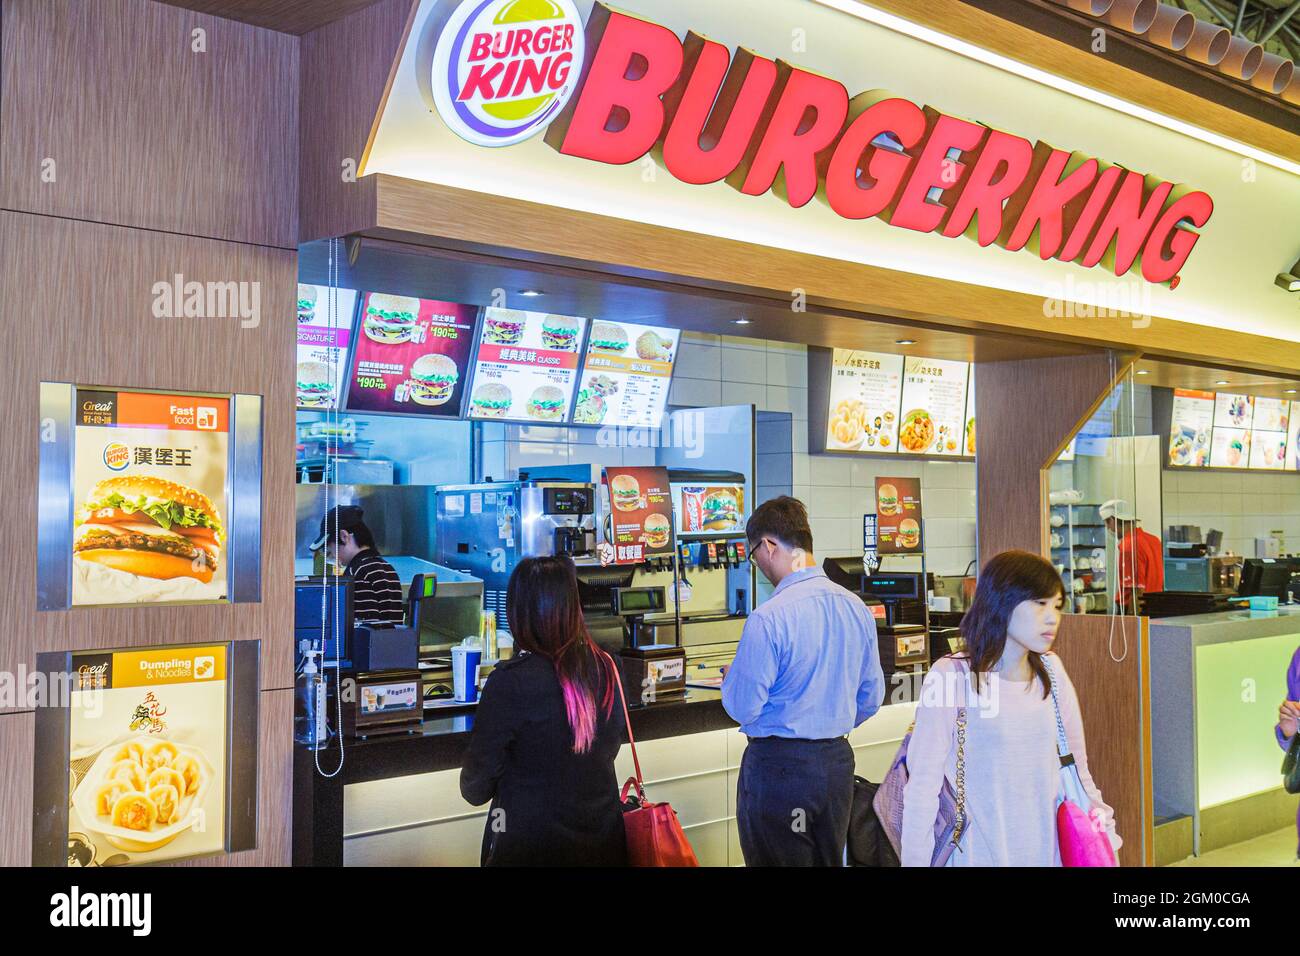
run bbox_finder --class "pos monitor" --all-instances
[1238,559,1295,601]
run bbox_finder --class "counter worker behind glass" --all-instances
[721,496,886,866]
[308,504,404,627]
[1100,498,1164,614]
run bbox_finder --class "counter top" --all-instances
[1149,605,1300,646]
[293,688,734,865]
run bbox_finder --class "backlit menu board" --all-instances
[824,350,904,452]
[467,309,586,423]
[1292,402,1300,471]
[1209,393,1253,469]
[296,284,358,410]
[1167,389,1214,467]
[73,391,229,606]
[1249,397,1289,470]
[344,294,478,417]
[65,645,228,866]
[964,373,976,457]
[573,320,679,428]
[898,357,969,456]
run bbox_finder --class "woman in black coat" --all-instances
[460,556,628,866]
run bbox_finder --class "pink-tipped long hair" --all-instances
[506,556,618,753]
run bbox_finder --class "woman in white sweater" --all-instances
[901,550,1121,866]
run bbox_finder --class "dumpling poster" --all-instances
[66,644,228,866]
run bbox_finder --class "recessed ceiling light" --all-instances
[732,317,751,325]
[1136,370,1149,375]
[1286,389,1298,395]
[519,289,544,297]
[895,338,916,345]
[1214,380,1230,386]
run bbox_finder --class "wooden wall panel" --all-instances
[368,178,1300,377]
[156,0,386,35]
[0,712,35,867]
[298,0,413,243]
[974,352,1129,564]
[1053,614,1152,866]
[0,211,297,697]
[0,0,298,248]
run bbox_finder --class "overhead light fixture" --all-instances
[733,317,751,325]
[1215,380,1230,386]
[519,289,544,297]
[1286,389,1298,395]
[895,338,917,345]
[1136,370,1149,375]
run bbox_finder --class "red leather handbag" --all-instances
[611,660,699,867]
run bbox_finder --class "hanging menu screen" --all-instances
[573,320,679,428]
[898,357,970,456]
[467,308,586,424]
[823,350,904,453]
[343,294,478,417]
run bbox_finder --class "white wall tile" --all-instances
[669,376,721,407]
[673,342,721,380]
[765,385,808,420]
[810,455,852,486]
[766,348,808,389]
[723,348,768,385]
[721,381,765,408]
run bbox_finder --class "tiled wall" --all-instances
[1163,470,1300,558]
[670,333,977,575]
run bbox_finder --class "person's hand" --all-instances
[1279,699,1300,739]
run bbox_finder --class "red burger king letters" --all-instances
[542,3,1213,287]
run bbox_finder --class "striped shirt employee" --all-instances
[309,505,405,626]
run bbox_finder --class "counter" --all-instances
[293,689,918,867]
[1150,605,1300,856]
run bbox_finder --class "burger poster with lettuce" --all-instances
[468,308,587,423]
[679,485,744,534]
[72,391,229,606]
[601,466,673,565]
[875,476,923,555]
[343,294,478,417]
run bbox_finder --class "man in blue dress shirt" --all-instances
[722,496,885,866]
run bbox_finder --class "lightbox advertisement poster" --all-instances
[875,476,923,555]
[601,466,673,565]
[66,644,228,867]
[72,390,229,606]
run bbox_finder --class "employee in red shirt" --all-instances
[1100,499,1164,613]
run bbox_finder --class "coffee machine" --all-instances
[434,479,597,627]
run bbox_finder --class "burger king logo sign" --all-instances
[431,0,585,148]
[103,443,130,472]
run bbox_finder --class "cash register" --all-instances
[822,558,930,678]
[613,586,686,704]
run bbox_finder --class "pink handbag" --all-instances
[1043,659,1118,867]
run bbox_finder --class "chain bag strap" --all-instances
[951,662,969,848]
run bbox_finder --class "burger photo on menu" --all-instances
[484,309,526,345]
[74,477,224,586]
[610,473,642,512]
[527,385,566,421]
[297,284,317,323]
[635,330,673,362]
[406,354,459,406]
[589,321,629,354]
[296,360,332,408]
[540,314,580,351]
[642,513,671,550]
[898,518,921,549]
[702,489,741,531]
[877,483,899,516]
[363,293,420,344]
[471,382,513,418]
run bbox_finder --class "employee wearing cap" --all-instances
[1099,499,1164,612]
[309,505,405,626]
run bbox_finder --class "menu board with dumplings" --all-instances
[1248,398,1289,470]
[823,350,904,453]
[467,308,586,424]
[1167,389,1215,467]
[573,320,679,428]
